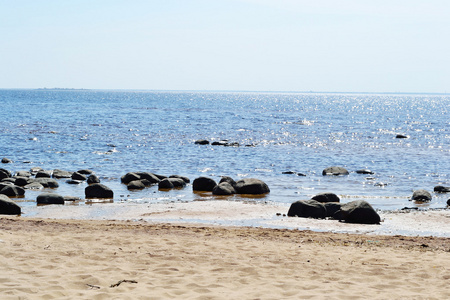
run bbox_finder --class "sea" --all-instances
[0,89,448,214]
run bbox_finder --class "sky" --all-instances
[1,0,449,93]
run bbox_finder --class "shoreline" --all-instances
[17,200,450,237]
[1,217,449,299]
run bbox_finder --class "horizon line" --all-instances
[0,87,449,95]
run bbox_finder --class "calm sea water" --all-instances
[0,89,448,212]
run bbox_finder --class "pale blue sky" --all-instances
[1,0,449,92]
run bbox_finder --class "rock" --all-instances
[322,166,349,176]
[224,142,239,147]
[1,178,16,184]
[1,158,12,164]
[211,140,229,146]
[356,169,374,175]
[195,139,210,145]
[0,194,21,215]
[0,185,25,197]
[411,189,432,202]
[35,170,51,178]
[212,182,236,195]
[334,200,380,224]
[66,179,83,185]
[34,178,59,188]
[30,167,43,175]
[71,172,87,181]
[85,183,114,199]
[434,186,450,193]
[169,175,190,183]
[77,169,94,175]
[447,199,450,206]
[158,178,174,189]
[311,192,340,203]
[324,202,343,218]
[52,169,73,178]
[121,172,141,184]
[159,178,186,189]
[15,171,32,177]
[14,177,31,187]
[24,182,44,190]
[0,168,11,180]
[135,172,162,183]
[63,196,81,202]
[396,134,408,138]
[287,200,327,219]
[193,177,217,192]
[235,178,270,194]
[127,180,146,190]
[87,174,101,184]
[37,193,65,205]
[219,176,237,188]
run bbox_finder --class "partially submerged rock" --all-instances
[235,178,270,195]
[37,193,65,205]
[411,189,432,202]
[322,166,349,176]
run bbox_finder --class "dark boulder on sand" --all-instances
[37,193,65,205]
[193,177,217,192]
[235,178,270,195]
[85,183,114,199]
[411,189,432,202]
[434,186,450,193]
[324,202,343,218]
[322,166,349,176]
[334,200,380,224]
[311,192,340,203]
[212,182,236,195]
[0,194,21,215]
[287,200,327,219]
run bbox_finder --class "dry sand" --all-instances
[1,216,449,300]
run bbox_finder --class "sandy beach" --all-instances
[1,215,449,300]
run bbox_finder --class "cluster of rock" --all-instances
[320,166,449,206]
[121,172,270,196]
[121,172,189,190]
[193,176,270,195]
[0,167,114,213]
[287,192,381,224]
[194,139,255,147]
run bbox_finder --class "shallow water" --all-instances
[0,89,448,212]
